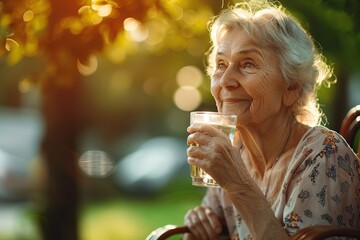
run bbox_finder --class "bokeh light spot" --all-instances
[97,4,112,17]
[123,18,140,32]
[79,150,114,178]
[18,78,31,93]
[77,55,98,76]
[23,10,34,22]
[129,26,149,42]
[173,86,202,111]
[170,5,183,21]
[5,38,19,51]
[78,5,91,16]
[176,65,203,87]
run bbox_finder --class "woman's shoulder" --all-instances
[288,125,359,178]
[298,125,344,146]
[293,125,355,160]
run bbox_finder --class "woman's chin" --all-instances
[222,105,249,117]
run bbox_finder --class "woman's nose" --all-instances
[220,66,239,89]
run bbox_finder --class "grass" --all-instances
[0,174,206,240]
[80,175,206,240]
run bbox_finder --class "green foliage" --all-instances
[281,0,360,72]
[0,0,215,64]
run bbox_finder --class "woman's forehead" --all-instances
[216,28,279,65]
[216,29,262,54]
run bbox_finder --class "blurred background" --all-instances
[0,0,359,239]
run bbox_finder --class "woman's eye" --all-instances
[217,62,226,70]
[243,62,255,69]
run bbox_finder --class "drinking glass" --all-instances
[189,111,237,187]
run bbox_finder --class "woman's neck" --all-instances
[234,110,300,177]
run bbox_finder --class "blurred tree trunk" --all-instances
[40,50,83,240]
[37,0,86,238]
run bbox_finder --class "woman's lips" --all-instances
[222,98,247,103]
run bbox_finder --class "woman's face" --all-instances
[211,28,287,126]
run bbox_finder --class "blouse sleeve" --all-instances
[282,129,360,236]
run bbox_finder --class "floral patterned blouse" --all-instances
[202,126,360,240]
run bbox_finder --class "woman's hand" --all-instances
[187,123,249,191]
[183,206,223,240]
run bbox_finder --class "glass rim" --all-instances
[190,111,237,125]
[190,111,237,117]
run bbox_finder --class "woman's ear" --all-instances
[283,84,302,106]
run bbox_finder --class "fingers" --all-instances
[187,145,217,171]
[186,130,223,170]
[187,124,218,145]
[187,123,229,146]
[187,144,207,160]
[184,207,223,240]
[204,207,223,234]
[187,131,208,147]
[186,125,212,162]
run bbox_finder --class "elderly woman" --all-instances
[185,1,360,239]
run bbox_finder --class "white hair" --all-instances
[206,0,335,126]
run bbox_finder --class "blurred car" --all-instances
[114,136,188,195]
[0,107,43,201]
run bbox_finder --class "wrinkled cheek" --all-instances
[250,92,281,123]
[258,74,271,96]
[248,89,268,120]
[249,97,263,115]
[249,74,272,116]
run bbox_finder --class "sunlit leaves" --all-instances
[3,0,357,115]
[1,0,49,64]
[1,0,213,66]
